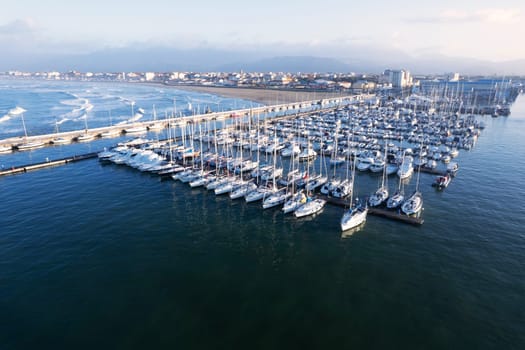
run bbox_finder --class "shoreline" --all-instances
[152,84,350,105]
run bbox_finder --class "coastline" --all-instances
[159,84,349,105]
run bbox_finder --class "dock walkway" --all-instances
[0,152,98,176]
[317,194,424,225]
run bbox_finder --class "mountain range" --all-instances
[1,46,524,75]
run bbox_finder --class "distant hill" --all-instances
[0,45,523,75]
[217,56,354,73]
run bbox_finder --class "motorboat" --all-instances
[432,174,451,190]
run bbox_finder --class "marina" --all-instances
[1,88,489,230]
[1,79,524,349]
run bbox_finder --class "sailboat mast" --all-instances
[21,111,28,139]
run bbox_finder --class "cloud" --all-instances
[0,18,38,36]
[406,8,521,24]
[476,8,521,23]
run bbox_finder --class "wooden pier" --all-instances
[317,194,424,225]
[0,152,98,176]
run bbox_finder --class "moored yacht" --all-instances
[340,202,368,231]
[294,197,326,218]
[397,155,414,179]
[401,190,423,216]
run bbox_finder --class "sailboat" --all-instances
[304,134,328,192]
[148,105,164,131]
[293,150,326,218]
[368,143,389,207]
[329,121,345,166]
[100,110,121,138]
[16,108,45,151]
[387,169,405,209]
[282,145,307,214]
[340,129,368,232]
[124,102,147,134]
[262,136,290,209]
[402,162,424,216]
[51,118,71,145]
[230,129,257,199]
[76,113,95,142]
[294,194,326,218]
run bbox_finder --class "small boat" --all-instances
[16,140,45,151]
[432,174,451,190]
[262,189,290,209]
[401,190,423,216]
[245,184,276,203]
[297,147,317,162]
[341,201,368,231]
[77,113,95,142]
[15,108,46,151]
[76,133,95,142]
[368,186,389,207]
[397,155,414,179]
[124,125,148,134]
[282,190,307,214]
[51,137,71,145]
[446,162,459,176]
[294,197,326,218]
[100,129,122,138]
[230,181,257,199]
[51,119,71,144]
[386,190,404,209]
[0,145,13,154]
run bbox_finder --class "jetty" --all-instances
[0,94,371,151]
[318,194,424,225]
[0,153,98,176]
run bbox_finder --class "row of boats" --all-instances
[97,137,436,231]
[90,96,478,231]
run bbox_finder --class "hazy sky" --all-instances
[1,0,524,62]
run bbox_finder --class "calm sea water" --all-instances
[1,83,524,349]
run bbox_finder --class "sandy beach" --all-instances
[166,85,350,105]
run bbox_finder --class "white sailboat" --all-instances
[16,108,45,151]
[100,110,121,138]
[341,129,368,232]
[51,118,71,145]
[368,144,389,207]
[262,136,289,209]
[402,162,423,216]
[294,196,326,218]
[282,149,307,214]
[76,113,95,142]
[148,105,164,131]
[387,170,405,209]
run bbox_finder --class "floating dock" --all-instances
[0,152,98,176]
[318,194,424,225]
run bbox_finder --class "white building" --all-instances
[390,69,412,88]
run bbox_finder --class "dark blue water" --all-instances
[1,86,524,349]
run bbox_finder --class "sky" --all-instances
[0,0,524,69]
